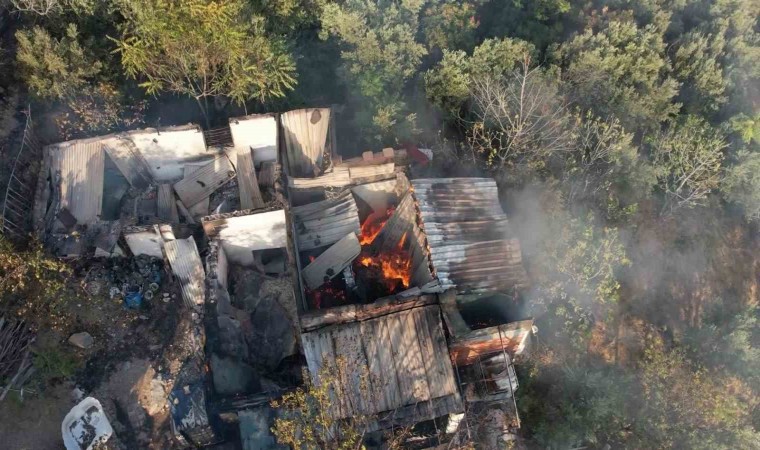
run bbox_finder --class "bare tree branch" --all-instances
[466,57,574,168]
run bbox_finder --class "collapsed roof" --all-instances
[27,106,535,446]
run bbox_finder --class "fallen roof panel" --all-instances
[164,236,206,309]
[173,154,236,208]
[125,125,209,181]
[102,137,153,189]
[291,191,360,251]
[301,232,361,290]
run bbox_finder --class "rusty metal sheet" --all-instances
[412,178,528,294]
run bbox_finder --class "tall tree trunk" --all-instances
[195,96,210,129]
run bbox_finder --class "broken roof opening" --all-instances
[101,152,130,221]
[295,176,434,311]
[457,293,530,330]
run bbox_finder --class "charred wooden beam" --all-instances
[438,289,470,338]
[237,147,265,210]
[299,293,438,332]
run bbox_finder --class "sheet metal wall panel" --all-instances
[103,138,153,189]
[51,142,105,224]
[229,114,278,166]
[281,108,330,177]
[157,184,179,222]
[236,147,265,210]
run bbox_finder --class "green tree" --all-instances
[425,37,536,118]
[420,0,479,53]
[683,303,760,386]
[635,342,760,449]
[723,150,760,221]
[511,187,629,351]
[519,359,633,449]
[320,0,428,143]
[16,23,142,138]
[564,112,656,219]
[16,24,101,101]
[671,31,728,115]
[9,0,95,16]
[651,116,727,213]
[477,0,571,50]
[682,0,760,117]
[115,0,296,127]
[466,61,572,169]
[557,20,680,132]
[249,0,329,33]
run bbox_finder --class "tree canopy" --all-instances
[115,0,296,124]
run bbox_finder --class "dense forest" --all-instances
[0,0,758,448]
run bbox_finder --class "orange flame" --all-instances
[306,280,346,309]
[359,207,395,245]
[358,231,411,289]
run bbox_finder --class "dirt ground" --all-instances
[0,256,201,449]
[0,381,75,450]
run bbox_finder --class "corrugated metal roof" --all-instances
[281,108,330,177]
[50,141,105,224]
[173,154,236,208]
[164,237,206,309]
[291,191,360,251]
[301,304,460,421]
[412,178,528,294]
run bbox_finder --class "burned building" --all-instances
[26,106,536,448]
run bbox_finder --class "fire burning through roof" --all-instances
[357,212,413,292]
[359,206,395,245]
